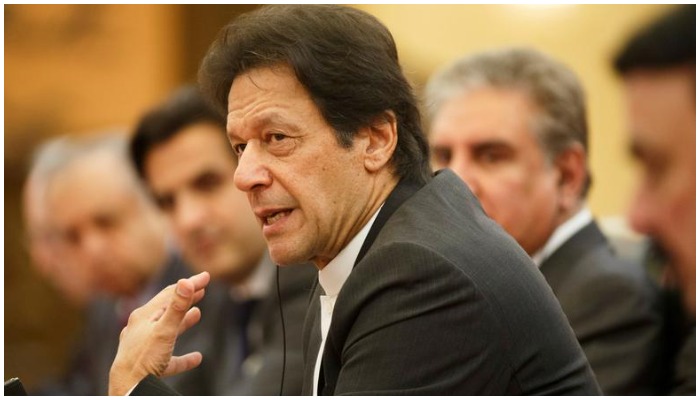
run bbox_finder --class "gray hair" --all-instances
[425,47,590,196]
[29,130,153,204]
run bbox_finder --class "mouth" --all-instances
[265,210,291,225]
[192,238,216,255]
[262,209,292,226]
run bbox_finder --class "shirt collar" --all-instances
[531,206,593,267]
[319,205,383,297]
[229,252,273,301]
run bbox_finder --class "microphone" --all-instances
[276,265,287,396]
[4,378,27,396]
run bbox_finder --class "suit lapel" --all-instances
[354,178,424,267]
[539,221,606,286]
[301,278,323,395]
[314,178,424,395]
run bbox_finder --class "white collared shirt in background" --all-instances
[531,206,593,267]
[229,251,274,302]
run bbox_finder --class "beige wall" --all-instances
[356,4,672,218]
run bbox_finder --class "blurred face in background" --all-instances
[23,176,95,306]
[47,152,167,297]
[144,123,266,284]
[429,87,564,255]
[623,67,696,314]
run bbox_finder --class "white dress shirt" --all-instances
[312,206,382,396]
[531,206,593,267]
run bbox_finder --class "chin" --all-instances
[268,247,304,267]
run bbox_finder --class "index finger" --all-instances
[188,271,211,292]
[156,272,210,334]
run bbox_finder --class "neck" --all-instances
[314,171,398,269]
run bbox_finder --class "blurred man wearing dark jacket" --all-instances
[614,4,696,395]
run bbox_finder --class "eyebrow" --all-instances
[628,134,648,161]
[471,140,511,152]
[227,111,301,141]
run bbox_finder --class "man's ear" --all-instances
[362,110,398,173]
[554,143,587,212]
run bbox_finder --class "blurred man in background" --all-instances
[129,86,315,395]
[36,132,228,395]
[426,47,665,394]
[614,4,696,395]
[23,138,95,308]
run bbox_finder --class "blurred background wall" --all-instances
[4,4,671,391]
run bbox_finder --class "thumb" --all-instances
[158,279,195,334]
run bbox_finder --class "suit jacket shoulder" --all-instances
[313,170,600,395]
[539,221,666,394]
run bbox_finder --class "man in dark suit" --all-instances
[37,133,228,395]
[128,87,315,394]
[613,5,696,395]
[108,5,600,395]
[425,47,666,394]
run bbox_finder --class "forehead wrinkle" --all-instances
[228,105,302,142]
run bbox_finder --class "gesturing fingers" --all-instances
[160,352,203,377]
[157,272,210,332]
[156,278,196,338]
[189,271,211,292]
[178,306,202,335]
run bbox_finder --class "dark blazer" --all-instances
[671,326,696,395]
[129,259,316,395]
[539,221,666,395]
[301,170,601,395]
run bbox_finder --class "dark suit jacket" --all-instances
[129,259,316,395]
[539,221,666,395]
[301,170,601,395]
[671,326,696,395]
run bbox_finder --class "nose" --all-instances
[449,156,480,196]
[234,142,272,192]
[81,229,109,262]
[174,193,207,234]
[628,186,654,236]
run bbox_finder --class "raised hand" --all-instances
[108,272,210,395]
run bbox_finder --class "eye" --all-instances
[154,194,175,212]
[265,132,296,155]
[232,143,247,156]
[474,144,513,165]
[270,133,287,142]
[479,150,500,163]
[63,229,80,246]
[95,213,118,231]
[431,147,452,167]
[193,172,223,193]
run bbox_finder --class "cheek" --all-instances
[481,174,528,207]
[667,188,695,237]
[230,186,253,208]
[220,188,254,218]
[476,184,520,228]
